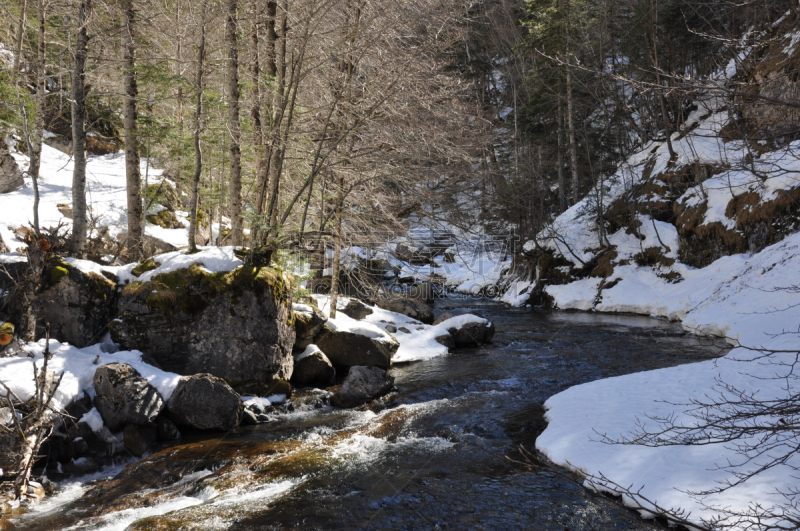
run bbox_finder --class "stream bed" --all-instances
[6,299,724,530]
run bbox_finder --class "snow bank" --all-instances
[114,246,244,284]
[0,340,182,411]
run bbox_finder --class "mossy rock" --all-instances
[131,259,160,278]
[111,264,296,386]
[146,210,185,230]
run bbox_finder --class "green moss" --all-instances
[0,322,13,335]
[125,263,292,316]
[146,210,184,229]
[46,264,70,287]
[131,259,160,277]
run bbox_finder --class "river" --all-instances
[7,298,723,530]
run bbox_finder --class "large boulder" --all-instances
[291,345,335,387]
[109,264,295,387]
[314,323,399,369]
[331,366,395,408]
[376,296,434,324]
[437,314,495,348]
[167,374,243,431]
[93,364,165,431]
[0,148,23,194]
[293,303,327,350]
[341,299,373,320]
[37,259,118,347]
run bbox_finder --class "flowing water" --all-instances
[6,299,724,531]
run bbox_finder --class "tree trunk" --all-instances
[188,0,207,253]
[226,0,243,246]
[328,173,344,319]
[70,0,91,256]
[264,0,288,238]
[250,0,265,232]
[13,0,28,73]
[28,0,45,236]
[122,0,143,260]
[565,0,579,206]
[557,90,566,213]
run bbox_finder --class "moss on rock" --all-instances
[131,259,160,278]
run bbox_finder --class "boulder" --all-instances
[432,311,456,326]
[408,282,436,304]
[157,417,181,441]
[0,232,7,253]
[314,324,399,369]
[293,303,327,350]
[123,423,157,457]
[36,259,118,348]
[109,264,295,387]
[439,315,495,348]
[116,232,177,261]
[93,364,165,431]
[291,345,335,387]
[331,366,395,408]
[434,333,455,349]
[376,296,434,324]
[341,299,373,320]
[0,148,23,194]
[167,374,243,431]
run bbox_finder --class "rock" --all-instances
[241,409,259,425]
[385,325,397,333]
[341,299,374,320]
[331,366,395,408]
[93,364,165,431]
[157,417,181,441]
[0,148,23,194]
[440,315,496,348]
[110,264,295,387]
[375,297,434,324]
[117,232,177,261]
[434,334,455,349]
[408,282,436,304]
[292,346,335,387]
[123,423,157,457]
[432,311,456,326]
[314,325,399,369]
[57,203,74,219]
[398,327,411,334]
[293,304,327,350]
[233,378,292,400]
[36,259,118,348]
[0,232,7,253]
[167,374,243,431]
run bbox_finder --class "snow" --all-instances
[1,144,190,253]
[78,408,105,433]
[294,344,322,362]
[525,42,800,527]
[0,340,182,411]
[115,246,244,284]
[312,294,450,363]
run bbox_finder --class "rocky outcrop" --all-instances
[314,324,399,369]
[110,264,295,387]
[167,374,243,431]
[93,364,165,431]
[331,366,395,408]
[38,259,118,347]
[341,299,373,320]
[377,296,434,324]
[293,304,327,350]
[0,148,23,194]
[292,345,335,387]
[437,315,495,348]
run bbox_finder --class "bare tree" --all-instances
[70,0,91,256]
[226,0,243,246]
[187,0,207,254]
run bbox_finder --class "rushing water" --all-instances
[7,299,724,531]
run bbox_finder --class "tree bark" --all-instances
[13,0,28,73]
[265,0,288,237]
[188,0,207,253]
[557,89,566,213]
[226,0,243,246]
[565,0,579,205]
[70,0,91,256]
[122,0,143,260]
[328,173,344,319]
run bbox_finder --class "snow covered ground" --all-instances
[520,41,800,529]
[1,143,192,252]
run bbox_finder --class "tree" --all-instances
[226,0,242,246]
[70,0,91,255]
[122,0,144,260]
[188,0,207,254]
